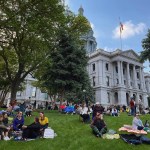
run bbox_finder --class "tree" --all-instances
[0,0,65,100]
[34,12,92,104]
[0,59,10,105]
[35,28,91,104]
[140,29,150,62]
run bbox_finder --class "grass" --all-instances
[1,111,150,150]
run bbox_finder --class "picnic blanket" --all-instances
[119,125,147,135]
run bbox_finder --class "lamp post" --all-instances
[83,89,88,107]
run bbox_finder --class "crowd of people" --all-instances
[0,96,149,140]
[0,100,49,141]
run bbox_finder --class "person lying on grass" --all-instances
[90,112,107,137]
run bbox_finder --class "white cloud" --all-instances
[113,21,146,39]
[104,46,116,52]
[90,22,100,38]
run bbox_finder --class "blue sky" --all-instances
[65,0,150,72]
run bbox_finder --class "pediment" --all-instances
[121,50,140,61]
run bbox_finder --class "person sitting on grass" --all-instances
[0,114,10,141]
[39,112,49,130]
[90,112,107,137]
[132,113,144,130]
[80,104,90,123]
[2,112,9,127]
[25,105,33,117]
[22,117,41,140]
[111,106,119,117]
[13,111,24,131]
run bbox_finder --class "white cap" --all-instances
[95,102,100,105]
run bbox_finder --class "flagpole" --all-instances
[119,17,123,50]
[120,29,122,50]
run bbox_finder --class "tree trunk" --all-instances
[0,86,10,107]
[10,81,20,101]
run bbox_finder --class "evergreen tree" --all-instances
[36,28,92,104]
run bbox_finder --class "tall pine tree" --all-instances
[37,28,91,104]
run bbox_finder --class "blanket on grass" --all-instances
[119,125,147,135]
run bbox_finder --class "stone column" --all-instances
[127,63,131,87]
[96,61,99,86]
[102,61,106,86]
[98,60,103,85]
[133,65,137,89]
[120,61,124,86]
[117,61,121,85]
[139,67,143,90]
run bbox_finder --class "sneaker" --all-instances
[4,136,10,141]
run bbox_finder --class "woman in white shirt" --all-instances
[132,114,144,130]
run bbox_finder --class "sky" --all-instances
[65,0,150,72]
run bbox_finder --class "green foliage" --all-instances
[35,28,92,100]
[34,11,92,101]
[140,29,150,62]
[0,0,65,99]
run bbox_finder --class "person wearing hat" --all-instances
[132,113,144,130]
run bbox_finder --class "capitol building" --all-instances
[14,6,150,107]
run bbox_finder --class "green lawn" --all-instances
[1,111,150,150]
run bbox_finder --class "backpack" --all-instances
[43,128,55,139]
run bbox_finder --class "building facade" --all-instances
[87,49,149,107]
[13,74,50,104]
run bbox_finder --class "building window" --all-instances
[137,72,140,79]
[116,66,118,73]
[130,82,133,86]
[106,63,109,71]
[129,70,132,77]
[90,41,93,52]
[116,79,119,84]
[124,80,126,85]
[32,87,37,98]
[45,93,48,100]
[106,76,109,86]
[92,63,95,72]
[138,84,141,89]
[123,68,125,75]
[17,91,21,97]
[107,92,110,103]
[93,76,95,86]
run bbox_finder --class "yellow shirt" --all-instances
[39,117,49,125]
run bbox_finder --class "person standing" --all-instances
[130,98,135,116]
